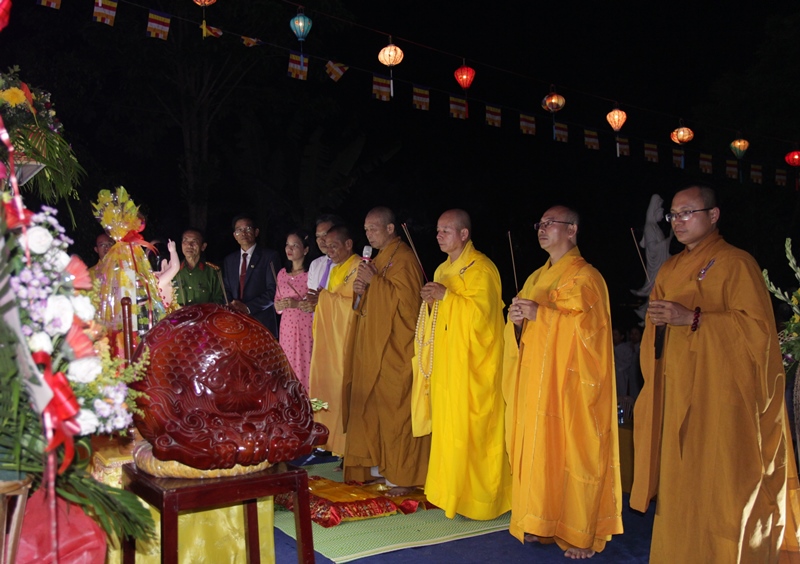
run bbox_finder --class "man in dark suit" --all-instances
[222,215,281,338]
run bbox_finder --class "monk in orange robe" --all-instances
[343,207,430,495]
[414,209,512,520]
[503,205,623,559]
[631,185,800,562]
[308,225,359,456]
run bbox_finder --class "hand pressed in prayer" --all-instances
[647,299,694,327]
[307,288,321,306]
[420,282,446,305]
[298,299,314,313]
[508,297,538,325]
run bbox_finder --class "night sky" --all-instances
[2,0,798,329]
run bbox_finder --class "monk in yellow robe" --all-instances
[503,205,623,558]
[342,207,430,495]
[414,209,512,520]
[308,225,359,456]
[631,185,800,562]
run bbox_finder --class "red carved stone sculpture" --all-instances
[130,303,328,470]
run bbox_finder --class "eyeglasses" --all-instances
[534,220,573,230]
[234,226,255,235]
[664,208,712,223]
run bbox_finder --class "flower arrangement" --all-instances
[763,238,800,370]
[10,205,148,439]
[0,67,84,208]
[0,200,154,542]
[0,66,63,134]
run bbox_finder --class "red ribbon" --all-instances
[32,351,81,475]
[3,199,33,229]
[121,229,157,254]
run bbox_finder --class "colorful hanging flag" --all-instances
[584,130,599,150]
[672,148,685,169]
[36,0,60,8]
[288,51,309,80]
[146,10,170,40]
[776,168,787,187]
[449,96,467,119]
[554,123,568,143]
[372,75,391,101]
[92,0,117,25]
[520,114,536,135]
[325,61,348,82]
[750,164,763,184]
[485,105,501,127]
[201,21,222,38]
[617,137,630,156]
[412,86,430,111]
[242,37,264,47]
[725,159,738,179]
[644,143,658,163]
[699,154,712,174]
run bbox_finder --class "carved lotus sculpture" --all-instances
[130,303,327,470]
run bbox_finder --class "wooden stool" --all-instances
[121,462,314,564]
[0,476,32,564]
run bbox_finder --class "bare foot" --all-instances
[386,486,416,497]
[564,547,595,559]
[524,534,555,545]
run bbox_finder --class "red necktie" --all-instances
[239,252,248,298]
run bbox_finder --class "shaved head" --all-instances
[443,209,472,234]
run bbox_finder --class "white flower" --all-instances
[67,357,102,384]
[48,250,71,271]
[20,226,54,255]
[75,409,99,435]
[69,295,95,322]
[27,332,53,354]
[44,295,74,336]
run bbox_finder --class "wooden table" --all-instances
[122,462,314,564]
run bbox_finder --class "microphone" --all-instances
[360,245,373,263]
[353,246,373,310]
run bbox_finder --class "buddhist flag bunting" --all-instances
[325,61,348,82]
[372,75,391,101]
[776,168,787,186]
[644,143,658,163]
[725,159,738,179]
[449,96,468,119]
[288,51,309,80]
[617,137,630,156]
[146,10,170,40]
[750,164,763,184]
[485,105,501,127]
[92,0,117,25]
[36,0,60,8]
[672,148,685,169]
[201,21,222,38]
[699,154,713,174]
[242,37,264,47]
[554,122,568,143]
[412,86,430,111]
[520,114,536,135]
[584,130,599,150]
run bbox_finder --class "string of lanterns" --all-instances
[240,2,797,165]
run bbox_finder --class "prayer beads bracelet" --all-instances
[691,307,701,332]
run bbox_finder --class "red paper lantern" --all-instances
[785,151,800,167]
[454,63,475,91]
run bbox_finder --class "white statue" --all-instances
[632,195,672,317]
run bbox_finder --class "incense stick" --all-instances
[630,227,650,282]
[507,230,520,295]
[401,223,428,282]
